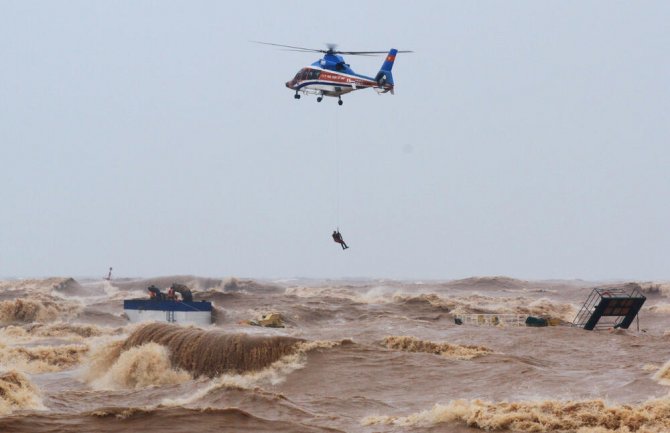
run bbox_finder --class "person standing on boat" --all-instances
[170,283,193,302]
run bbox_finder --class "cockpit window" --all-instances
[294,68,320,81]
[308,69,321,80]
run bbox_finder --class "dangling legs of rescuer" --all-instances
[332,230,349,250]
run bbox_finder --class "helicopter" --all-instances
[254,42,412,105]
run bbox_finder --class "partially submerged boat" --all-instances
[123,299,212,325]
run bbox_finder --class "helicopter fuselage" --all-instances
[286,53,393,100]
[285,66,389,97]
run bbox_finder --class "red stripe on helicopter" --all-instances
[318,71,376,86]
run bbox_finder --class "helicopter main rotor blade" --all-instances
[251,41,414,56]
[250,41,326,53]
[336,50,415,55]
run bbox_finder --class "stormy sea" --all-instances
[1,276,670,433]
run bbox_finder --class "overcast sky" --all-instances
[1,1,669,280]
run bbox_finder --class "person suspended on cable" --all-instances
[332,230,349,250]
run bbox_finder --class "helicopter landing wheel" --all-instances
[294,93,301,99]
[338,98,343,106]
[317,96,323,102]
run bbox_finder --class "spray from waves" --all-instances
[0,343,88,373]
[0,277,78,294]
[362,398,670,432]
[0,298,80,324]
[85,341,191,390]
[285,285,400,304]
[392,293,449,308]
[211,277,282,293]
[121,323,304,377]
[161,339,347,407]
[384,336,492,360]
[0,370,45,415]
[620,282,670,298]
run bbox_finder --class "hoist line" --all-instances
[335,108,340,229]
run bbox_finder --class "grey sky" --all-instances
[1,1,669,280]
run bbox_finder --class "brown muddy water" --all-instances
[1,276,670,432]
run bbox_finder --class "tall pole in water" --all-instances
[104,267,112,281]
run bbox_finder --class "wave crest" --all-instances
[362,398,670,432]
[85,341,191,390]
[161,339,348,407]
[0,299,79,324]
[0,370,44,415]
[0,277,78,294]
[0,343,88,373]
[384,336,492,360]
[122,323,303,377]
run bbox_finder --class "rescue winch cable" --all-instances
[335,108,340,229]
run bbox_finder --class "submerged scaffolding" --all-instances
[453,313,528,327]
[572,287,646,330]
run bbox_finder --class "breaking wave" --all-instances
[161,339,347,407]
[383,336,492,360]
[85,326,344,393]
[121,323,303,377]
[213,277,283,293]
[0,298,79,324]
[0,277,79,294]
[49,278,87,296]
[362,398,670,432]
[0,370,45,415]
[612,282,670,298]
[0,343,88,373]
[85,341,191,390]
[392,293,451,310]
